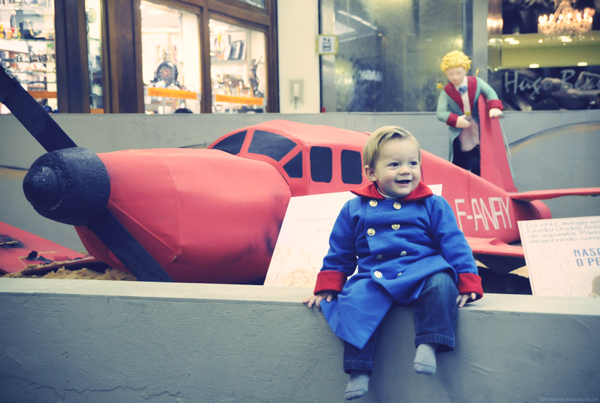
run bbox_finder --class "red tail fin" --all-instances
[478,97,518,192]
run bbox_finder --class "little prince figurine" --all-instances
[436,50,504,176]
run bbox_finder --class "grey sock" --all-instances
[344,370,370,400]
[413,343,438,375]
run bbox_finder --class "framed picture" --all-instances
[229,40,245,60]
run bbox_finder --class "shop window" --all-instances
[487,1,600,111]
[320,0,464,113]
[310,146,333,183]
[210,18,266,113]
[86,0,103,113]
[141,0,201,114]
[0,0,56,114]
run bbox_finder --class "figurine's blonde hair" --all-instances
[363,126,421,169]
[440,50,471,73]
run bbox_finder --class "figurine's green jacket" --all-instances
[314,182,483,350]
[436,76,503,161]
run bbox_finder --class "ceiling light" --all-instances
[538,0,594,38]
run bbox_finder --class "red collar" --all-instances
[351,181,433,201]
[444,75,477,111]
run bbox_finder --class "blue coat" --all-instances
[315,182,483,349]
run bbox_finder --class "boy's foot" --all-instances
[413,343,438,375]
[344,370,370,400]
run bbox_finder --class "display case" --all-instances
[210,18,266,113]
[141,0,201,114]
[0,0,56,114]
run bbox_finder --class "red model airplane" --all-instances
[1,65,599,282]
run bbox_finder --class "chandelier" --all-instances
[538,0,594,37]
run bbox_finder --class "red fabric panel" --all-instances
[314,270,347,294]
[77,149,291,283]
[0,221,87,274]
[457,272,484,300]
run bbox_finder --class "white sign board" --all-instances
[264,191,355,288]
[265,185,443,288]
[518,216,600,297]
[317,35,338,55]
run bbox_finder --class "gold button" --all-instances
[391,224,400,230]
[374,271,383,278]
[376,255,383,261]
[393,202,402,210]
[367,228,376,236]
[400,251,407,256]
[369,200,378,207]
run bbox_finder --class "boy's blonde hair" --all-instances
[440,50,471,73]
[363,126,421,168]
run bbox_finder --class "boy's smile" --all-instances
[364,137,421,198]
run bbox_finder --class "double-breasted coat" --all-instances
[314,182,483,349]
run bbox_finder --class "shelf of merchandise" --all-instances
[0,2,56,112]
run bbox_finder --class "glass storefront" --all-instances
[141,0,201,114]
[0,0,56,114]
[86,0,104,113]
[487,0,600,111]
[320,0,465,113]
[209,19,266,113]
[321,0,600,112]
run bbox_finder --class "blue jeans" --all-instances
[343,271,459,374]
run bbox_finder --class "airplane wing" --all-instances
[0,221,102,275]
[466,237,526,275]
[510,188,600,201]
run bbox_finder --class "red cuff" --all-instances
[487,99,503,111]
[314,270,347,294]
[457,272,484,300]
[446,113,459,127]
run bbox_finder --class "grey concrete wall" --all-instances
[0,278,599,403]
[1,111,599,251]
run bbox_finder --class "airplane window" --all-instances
[341,150,363,184]
[284,152,303,178]
[248,130,297,161]
[211,131,247,155]
[310,147,332,183]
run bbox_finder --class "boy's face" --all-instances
[365,137,421,198]
[445,66,467,87]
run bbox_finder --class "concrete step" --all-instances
[0,278,599,403]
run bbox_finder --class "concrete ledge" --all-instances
[1,278,599,403]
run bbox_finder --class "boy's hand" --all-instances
[456,115,471,129]
[489,108,504,119]
[456,293,476,308]
[303,292,337,310]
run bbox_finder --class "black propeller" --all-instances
[0,65,173,282]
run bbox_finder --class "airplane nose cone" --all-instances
[23,147,111,226]
[23,165,61,209]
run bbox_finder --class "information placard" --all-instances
[264,191,355,288]
[518,216,600,297]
